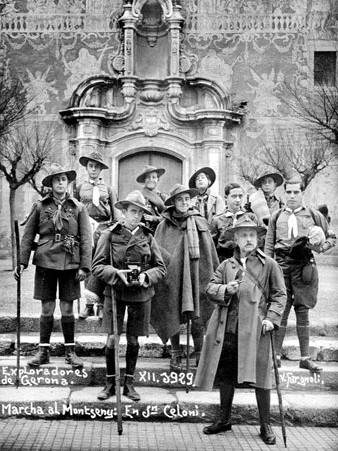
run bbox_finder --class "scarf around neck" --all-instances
[172,210,200,259]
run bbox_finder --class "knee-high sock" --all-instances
[39,315,54,344]
[275,299,292,356]
[170,333,180,354]
[296,307,310,357]
[105,346,115,376]
[61,315,75,344]
[125,343,140,376]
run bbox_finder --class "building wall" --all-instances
[0,0,337,251]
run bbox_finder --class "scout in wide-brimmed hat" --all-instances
[229,216,266,237]
[189,167,216,189]
[79,151,109,170]
[164,184,199,206]
[115,190,153,215]
[254,171,283,189]
[42,163,77,187]
[136,165,166,184]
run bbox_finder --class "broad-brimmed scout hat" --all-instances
[229,216,266,237]
[115,190,152,215]
[189,167,216,189]
[254,171,283,189]
[136,165,166,183]
[79,151,109,170]
[164,183,199,206]
[42,163,77,187]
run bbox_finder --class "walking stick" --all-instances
[185,318,191,393]
[110,248,123,435]
[14,220,21,389]
[270,330,287,448]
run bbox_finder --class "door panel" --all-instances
[118,150,182,200]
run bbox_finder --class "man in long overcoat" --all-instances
[195,216,286,445]
[151,184,219,370]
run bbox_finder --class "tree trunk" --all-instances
[9,188,17,270]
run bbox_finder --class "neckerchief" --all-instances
[285,206,303,239]
[88,178,103,207]
[196,192,208,218]
[52,196,67,231]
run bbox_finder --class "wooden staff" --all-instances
[270,330,287,448]
[14,220,21,389]
[185,318,191,393]
[110,247,123,435]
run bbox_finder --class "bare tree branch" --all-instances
[281,80,338,148]
[237,128,334,190]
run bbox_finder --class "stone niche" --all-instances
[60,0,245,196]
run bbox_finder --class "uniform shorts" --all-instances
[34,266,80,302]
[102,298,151,337]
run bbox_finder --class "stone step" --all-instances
[1,333,338,362]
[0,356,337,392]
[1,315,337,337]
[0,385,336,427]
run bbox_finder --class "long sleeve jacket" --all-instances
[92,222,166,303]
[20,193,92,271]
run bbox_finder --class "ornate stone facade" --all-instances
[0,0,337,249]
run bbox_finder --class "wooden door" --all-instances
[118,150,182,200]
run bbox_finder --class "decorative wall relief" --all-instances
[199,49,234,94]
[130,107,170,136]
[62,47,109,99]
[247,67,284,116]
[22,68,58,114]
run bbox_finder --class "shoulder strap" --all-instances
[307,207,317,224]
[270,207,283,229]
[230,257,268,301]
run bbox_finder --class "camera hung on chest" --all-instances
[125,256,150,287]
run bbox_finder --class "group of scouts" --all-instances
[15,151,335,446]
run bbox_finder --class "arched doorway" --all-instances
[118,150,182,200]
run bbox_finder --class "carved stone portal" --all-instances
[60,0,245,194]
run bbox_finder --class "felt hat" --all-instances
[42,163,77,187]
[115,190,152,215]
[164,183,199,206]
[229,216,266,237]
[136,165,165,183]
[254,171,283,189]
[189,167,216,188]
[79,151,109,170]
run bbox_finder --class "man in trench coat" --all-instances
[195,216,286,445]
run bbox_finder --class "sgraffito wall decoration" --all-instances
[0,0,337,245]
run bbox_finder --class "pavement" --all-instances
[0,418,337,451]
[0,260,337,450]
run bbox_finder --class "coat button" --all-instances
[220,320,224,325]
[216,339,220,344]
